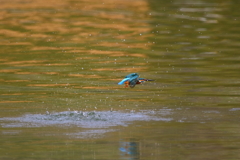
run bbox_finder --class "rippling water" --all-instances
[1,0,240,159]
[1,110,172,128]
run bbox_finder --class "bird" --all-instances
[118,73,154,88]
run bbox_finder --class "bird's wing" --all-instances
[129,79,138,88]
[118,78,131,85]
[125,73,139,78]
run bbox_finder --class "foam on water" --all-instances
[229,108,240,111]
[0,110,172,128]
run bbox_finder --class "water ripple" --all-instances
[0,110,172,128]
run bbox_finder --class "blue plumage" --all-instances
[118,73,153,88]
[118,78,131,85]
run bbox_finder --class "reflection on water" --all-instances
[1,0,240,159]
[120,139,139,160]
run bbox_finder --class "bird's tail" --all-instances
[139,78,154,82]
[146,79,154,81]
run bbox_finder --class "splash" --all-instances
[0,110,172,128]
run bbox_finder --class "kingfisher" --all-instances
[118,73,154,88]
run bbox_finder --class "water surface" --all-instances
[1,0,240,159]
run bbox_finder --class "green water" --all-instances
[1,0,240,159]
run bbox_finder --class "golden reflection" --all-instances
[24,23,71,34]
[15,72,40,75]
[44,72,59,75]
[0,59,8,62]
[15,72,59,75]
[45,63,71,66]
[2,59,71,66]
[131,54,148,58]
[2,60,47,65]
[95,42,151,50]
[0,69,21,73]
[89,50,147,58]
[0,0,152,56]
[0,0,68,9]
[0,0,152,104]
[86,22,150,34]
[0,29,27,38]
[134,63,148,65]
[30,46,59,51]
[89,50,125,55]
[1,93,23,95]
[4,80,30,82]
[105,78,122,81]
[92,67,148,72]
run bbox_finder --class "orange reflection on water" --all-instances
[44,72,59,75]
[89,50,147,58]
[4,80,30,82]
[2,60,47,66]
[96,41,151,50]
[131,54,148,58]
[15,72,40,75]
[45,63,71,66]
[0,59,8,62]
[0,0,152,60]
[89,50,126,56]
[2,60,70,67]
[0,69,21,73]
[92,67,148,72]
[15,72,59,75]
[1,93,24,95]
[0,29,28,38]
[30,46,60,51]
[24,23,71,34]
